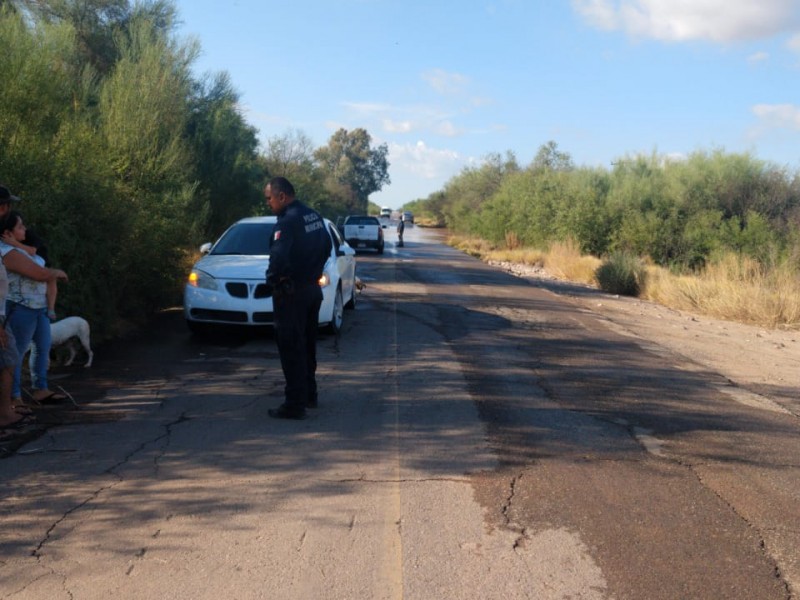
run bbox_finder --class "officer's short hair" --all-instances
[269,177,295,198]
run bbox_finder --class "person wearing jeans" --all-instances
[0,211,68,404]
[5,304,51,400]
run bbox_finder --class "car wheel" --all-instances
[377,242,384,255]
[323,286,344,334]
[344,276,356,309]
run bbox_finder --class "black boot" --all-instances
[268,405,307,420]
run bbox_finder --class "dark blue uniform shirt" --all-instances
[267,200,331,286]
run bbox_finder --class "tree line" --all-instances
[0,0,389,339]
[410,141,800,272]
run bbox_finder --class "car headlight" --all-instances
[318,273,331,287]
[188,269,218,291]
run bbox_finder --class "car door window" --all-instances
[328,223,343,253]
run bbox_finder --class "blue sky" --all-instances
[174,0,800,209]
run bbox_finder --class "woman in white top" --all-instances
[0,211,67,406]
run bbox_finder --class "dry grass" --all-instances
[448,235,497,258]
[542,240,602,285]
[448,234,800,330]
[489,247,547,266]
[448,236,598,284]
[644,254,800,328]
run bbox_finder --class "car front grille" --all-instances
[253,283,272,299]
[226,282,248,298]
[253,312,274,324]
[190,308,249,323]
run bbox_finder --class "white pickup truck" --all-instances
[342,215,385,254]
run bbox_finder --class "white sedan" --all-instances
[184,216,357,335]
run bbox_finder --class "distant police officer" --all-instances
[264,177,332,420]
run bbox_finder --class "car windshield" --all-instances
[211,222,275,255]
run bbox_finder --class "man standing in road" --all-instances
[264,177,332,420]
[397,215,405,247]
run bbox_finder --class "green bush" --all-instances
[595,252,646,296]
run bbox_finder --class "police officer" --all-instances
[264,177,332,420]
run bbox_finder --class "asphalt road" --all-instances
[0,224,797,599]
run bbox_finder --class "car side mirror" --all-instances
[199,242,212,255]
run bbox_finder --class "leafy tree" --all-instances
[260,129,352,220]
[418,143,800,272]
[0,10,77,149]
[95,14,200,316]
[440,151,519,233]
[530,140,574,172]
[10,0,177,74]
[263,128,315,181]
[554,168,613,255]
[186,72,262,239]
[314,128,390,213]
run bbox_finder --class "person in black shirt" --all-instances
[264,177,332,420]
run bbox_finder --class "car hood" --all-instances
[194,254,270,280]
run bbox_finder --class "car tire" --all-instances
[323,286,344,334]
[377,242,384,255]
[344,276,356,310]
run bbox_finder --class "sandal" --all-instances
[13,403,33,415]
[29,390,71,405]
[0,413,36,432]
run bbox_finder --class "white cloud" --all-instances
[383,119,413,133]
[752,103,800,129]
[470,96,495,108]
[422,69,471,95]
[747,51,770,65]
[573,0,618,30]
[388,140,464,180]
[572,0,800,42]
[341,100,474,137]
[341,101,392,116]
[434,120,464,137]
[370,140,470,207]
[788,33,800,53]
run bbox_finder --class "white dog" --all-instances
[50,317,93,367]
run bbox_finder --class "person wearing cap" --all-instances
[0,184,21,215]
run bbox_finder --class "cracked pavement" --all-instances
[1,227,799,599]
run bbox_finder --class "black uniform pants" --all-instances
[273,283,323,411]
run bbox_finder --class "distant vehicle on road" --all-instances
[380,207,392,219]
[343,215,385,254]
[402,211,414,224]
